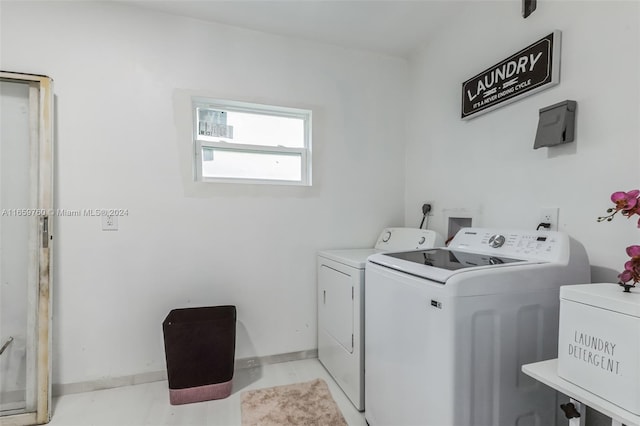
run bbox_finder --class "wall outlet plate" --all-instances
[102,214,118,231]
[539,207,559,231]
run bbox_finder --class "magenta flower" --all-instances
[619,262,640,284]
[611,190,639,211]
[618,246,640,291]
[626,245,640,258]
[599,192,640,291]
[598,189,640,227]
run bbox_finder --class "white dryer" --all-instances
[364,227,591,426]
[317,228,443,411]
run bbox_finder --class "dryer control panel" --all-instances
[374,228,444,251]
[449,227,569,262]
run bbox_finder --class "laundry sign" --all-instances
[461,31,561,120]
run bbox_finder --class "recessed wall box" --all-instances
[533,100,577,149]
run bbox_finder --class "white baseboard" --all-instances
[52,349,318,397]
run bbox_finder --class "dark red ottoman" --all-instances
[162,305,236,405]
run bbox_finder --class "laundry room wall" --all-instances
[0,2,408,386]
[405,1,640,283]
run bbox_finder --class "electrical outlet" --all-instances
[102,214,118,231]
[539,207,559,231]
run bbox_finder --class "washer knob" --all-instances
[418,236,426,245]
[382,231,392,242]
[488,234,506,248]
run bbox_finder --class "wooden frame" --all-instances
[0,71,54,426]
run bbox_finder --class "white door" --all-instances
[318,264,354,353]
[0,72,54,426]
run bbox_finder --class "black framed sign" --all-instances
[461,31,561,120]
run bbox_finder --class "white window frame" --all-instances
[192,97,312,186]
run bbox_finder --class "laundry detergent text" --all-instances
[467,52,543,105]
[567,331,620,375]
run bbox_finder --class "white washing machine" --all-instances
[364,227,591,426]
[317,228,443,411]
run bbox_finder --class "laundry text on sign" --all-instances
[467,53,542,103]
[461,31,560,120]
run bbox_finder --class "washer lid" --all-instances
[368,248,533,283]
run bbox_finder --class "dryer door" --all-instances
[317,255,365,410]
[318,263,354,353]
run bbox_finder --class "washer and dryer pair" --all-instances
[317,228,443,410]
[318,226,591,426]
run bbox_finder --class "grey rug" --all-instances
[241,378,348,426]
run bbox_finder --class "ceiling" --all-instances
[117,0,469,58]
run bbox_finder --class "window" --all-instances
[192,97,312,185]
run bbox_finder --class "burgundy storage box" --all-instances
[162,305,236,405]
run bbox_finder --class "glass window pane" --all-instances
[197,109,305,148]
[197,109,233,138]
[0,80,32,415]
[201,148,302,181]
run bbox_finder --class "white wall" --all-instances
[405,1,640,282]
[0,1,408,385]
[3,0,637,390]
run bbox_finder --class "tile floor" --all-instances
[47,359,366,426]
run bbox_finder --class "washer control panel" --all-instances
[449,227,568,262]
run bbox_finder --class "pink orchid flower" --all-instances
[599,189,640,227]
[618,245,640,284]
[611,190,639,211]
[626,245,640,258]
[599,192,640,289]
